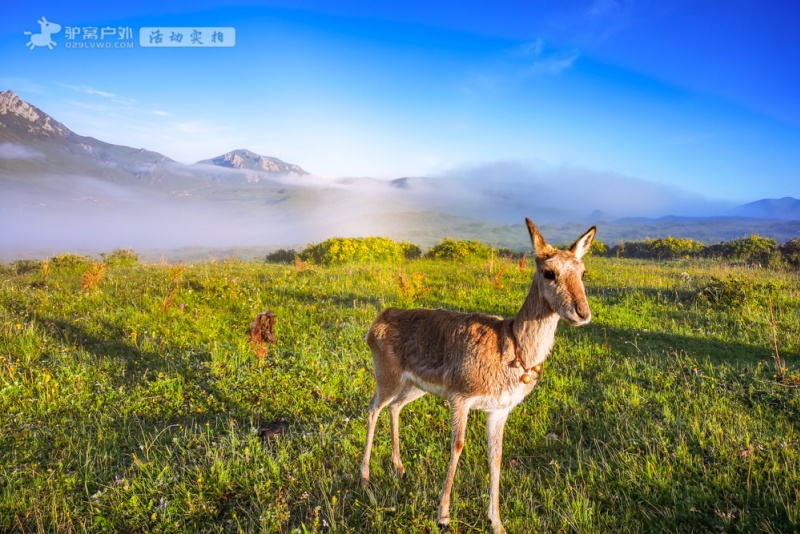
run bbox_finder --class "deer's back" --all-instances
[367,307,520,398]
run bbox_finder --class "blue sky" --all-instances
[1,0,799,206]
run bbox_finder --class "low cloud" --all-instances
[0,142,43,159]
[0,161,733,258]
[394,161,730,223]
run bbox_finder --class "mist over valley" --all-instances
[1,90,798,260]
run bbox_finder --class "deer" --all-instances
[359,218,596,534]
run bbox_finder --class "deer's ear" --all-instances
[526,218,553,259]
[569,226,596,259]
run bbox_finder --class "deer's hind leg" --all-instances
[360,349,407,484]
[389,384,426,477]
[437,397,471,528]
[360,391,394,484]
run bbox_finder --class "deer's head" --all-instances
[526,218,596,326]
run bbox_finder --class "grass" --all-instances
[1,255,799,532]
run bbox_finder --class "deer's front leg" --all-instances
[437,398,470,529]
[486,408,511,534]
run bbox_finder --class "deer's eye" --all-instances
[543,270,556,281]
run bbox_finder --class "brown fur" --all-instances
[359,218,596,534]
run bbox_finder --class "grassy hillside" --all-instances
[1,255,799,532]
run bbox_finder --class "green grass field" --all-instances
[1,254,799,533]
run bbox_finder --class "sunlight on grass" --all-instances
[1,254,798,532]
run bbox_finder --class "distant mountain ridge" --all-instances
[0,90,306,184]
[0,90,71,139]
[198,149,307,175]
[732,197,800,220]
[1,90,799,258]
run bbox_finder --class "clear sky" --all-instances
[1,0,798,204]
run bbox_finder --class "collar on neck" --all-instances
[509,327,543,384]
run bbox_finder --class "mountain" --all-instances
[199,149,307,175]
[0,89,178,187]
[586,210,611,224]
[732,197,800,220]
[0,90,306,189]
[1,90,799,259]
[0,90,71,139]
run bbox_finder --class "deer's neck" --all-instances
[512,281,560,368]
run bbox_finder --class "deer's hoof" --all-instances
[437,522,452,532]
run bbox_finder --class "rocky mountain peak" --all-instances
[0,90,71,138]
[198,148,308,175]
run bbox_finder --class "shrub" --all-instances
[696,274,781,308]
[49,253,93,274]
[589,240,608,256]
[778,238,800,269]
[401,242,422,260]
[9,259,43,275]
[299,237,414,266]
[496,247,525,260]
[265,249,297,264]
[425,238,495,261]
[101,249,139,267]
[425,237,494,261]
[647,236,705,259]
[81,262,106,291]
[609,237,703,259]
[703,234,779,266]
[696,275,750,307]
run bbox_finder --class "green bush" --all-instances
[9,259,43,275]
[609,241,646,258]
[401,242,422,260]
[703,235,779,266]
[696,274,781,308]
[424,238,495,261]
[49,253,93,274]
[609,237,704,259]
[589,240,608,256]
[647,236,705,259]
[299,237,415,266]
[778,238,800,269]
[697,275,751,307]
[496,247,525,260]
[265,249,297,264]
[101,249,139,267]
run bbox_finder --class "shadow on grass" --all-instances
[39,317,293,432]
[504,321,800,532]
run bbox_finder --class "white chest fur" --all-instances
[470,380,535,411]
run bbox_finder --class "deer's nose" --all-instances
[575,300,591,320]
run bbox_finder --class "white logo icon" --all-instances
[24,17,62,50]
